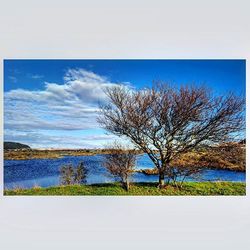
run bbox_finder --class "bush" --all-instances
[74,162,88,184]
[60,162,88,185]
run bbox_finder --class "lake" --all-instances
[4,154,246,190]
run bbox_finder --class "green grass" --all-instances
[4,182,246,196]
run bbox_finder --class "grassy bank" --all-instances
[4,182,246,196]
[4,149,98,160]
[4,149,144,160]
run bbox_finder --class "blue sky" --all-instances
[4,59,246,148]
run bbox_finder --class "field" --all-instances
[4,182,246,196]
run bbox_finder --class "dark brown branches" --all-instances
[98,82,245,187]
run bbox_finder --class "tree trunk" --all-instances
[158,171,165,188]
[122,178,130,191]
[126,179,130,191]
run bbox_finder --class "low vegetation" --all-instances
[136,141,246,176]
[4,182,246,196]
[4,148,141,160]
[4,147,144,160]
[60,162,88,185]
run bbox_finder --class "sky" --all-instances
[4,59,246,149]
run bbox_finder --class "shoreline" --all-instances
[136,166,246,174]
[4,149,144,160]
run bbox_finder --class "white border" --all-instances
[0,1,249,250]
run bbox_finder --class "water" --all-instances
[4,154,246,190]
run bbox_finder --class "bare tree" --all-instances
[103,142,136,191]
[98,83,245,188]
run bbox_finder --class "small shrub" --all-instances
[74,162,88,184]
[60,164,75,185]
[103,142,136,191]
[33,184,41,190]
[60,162,88,185]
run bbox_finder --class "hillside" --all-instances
[4,141,31,150]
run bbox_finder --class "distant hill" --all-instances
[239,139,246,145]
[4,141,31,150]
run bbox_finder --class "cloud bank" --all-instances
[4,68,123,148]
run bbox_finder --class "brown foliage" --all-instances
[198,142,246,171]
[171,141,245,171]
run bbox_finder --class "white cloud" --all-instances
[6,68,117,105]
[4,68,128,148]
